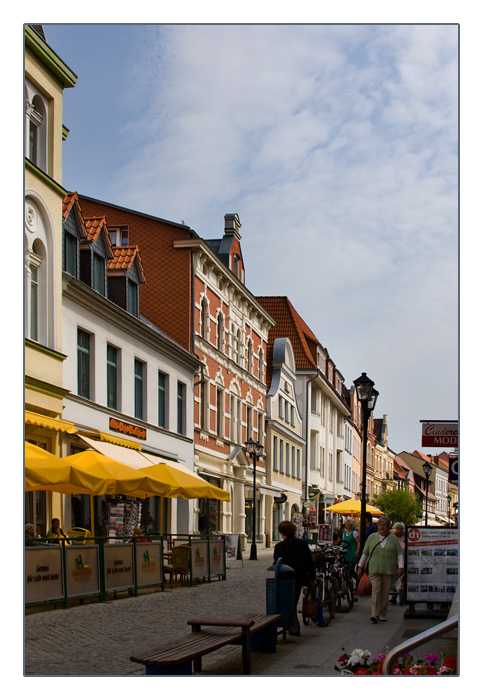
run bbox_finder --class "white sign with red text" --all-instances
[406,527,458,603]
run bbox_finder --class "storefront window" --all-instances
[198,476,221,534]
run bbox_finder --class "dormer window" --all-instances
[127,279,138,316]
[93,254,106,295]
[108,227,129,247]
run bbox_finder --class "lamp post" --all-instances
[423,461,433,526]
[354,372,378,554]
[245,438,263,561]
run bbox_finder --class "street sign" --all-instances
[421,421,458,448]
[449,456,458,484]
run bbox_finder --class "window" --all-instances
[291,405,295,426]
[200,378,210,430]
[292,446,296,477]
[286,443,290,476]
[26,92,47,171]
[29,261,39,341]
[108,227,129,246]
[247,405,253,441]
[127,280,138,316]
[64,233,77,276]
[77,329,91,399]
[280,439,284,474]
[247,338,254,374]
[93,254,105,295]
[258,348,264,382]
[177,381,186,435]
[158,371,167,429]
[279,397,284,418]
[216,388,224,437]
[297,449,301,479]
[217,313,225,352]
[201,298,210,341]
[107,345,118,409]
[134,359,145,420]
[273,436,278,471]
[258,411,264,448]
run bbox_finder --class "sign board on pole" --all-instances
[405,526,458,604]
[449,456,458,484]
[421,421,458,448]
[318,524,333,544]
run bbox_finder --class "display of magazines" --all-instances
[104,500,142,539]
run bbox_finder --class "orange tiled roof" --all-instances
[63,192,79,220]
[108,245,146,283]
[83,216,109,242]
[256,296,320,371]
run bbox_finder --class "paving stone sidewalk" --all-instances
[24,548,456,676]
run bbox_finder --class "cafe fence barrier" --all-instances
[25,534,226,609]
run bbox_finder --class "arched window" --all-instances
[201,297,210,341]
[25,196,54,348]
[25,85,48,173]
[217,312,225,353]
[258,347,264,382]
[247,338,254,374]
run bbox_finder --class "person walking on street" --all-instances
[273,520,316,636]
[342,517,360,580]
[357,516,404,623]
[365,513,377,539]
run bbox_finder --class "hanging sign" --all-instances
[421,421,458,448]
[449,455,458,484]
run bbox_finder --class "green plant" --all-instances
[373,488,422,525]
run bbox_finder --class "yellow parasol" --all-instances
[64,451,177,498]
[325,498,383,516]
[138,462,231,501]
[25,442,104,495]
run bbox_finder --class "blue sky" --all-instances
[38,23,459,454]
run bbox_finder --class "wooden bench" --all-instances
[130,613,281,675]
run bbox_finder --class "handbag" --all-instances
[302,593,319,618]
[356,571,372,596]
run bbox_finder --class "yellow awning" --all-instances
[25,410,78,435]
[98,431,142,450]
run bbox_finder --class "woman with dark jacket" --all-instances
[273,520,316,635]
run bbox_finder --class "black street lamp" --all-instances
[245,438,263,561]
[423,461,433,526]
[354,372,378,554]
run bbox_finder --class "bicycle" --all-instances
[301,546,336,626]
[329,545,355,613]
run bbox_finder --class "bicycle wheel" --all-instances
[336,570,355,613]
[322,576,336,625]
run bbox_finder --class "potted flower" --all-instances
[335,648,457,675]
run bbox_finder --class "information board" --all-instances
[191,539,209,579]
[104,543,134,591]
[406,526,458,603]
[66,545,100,598]
[25,546,63,603]
[318,524,333,544]
[135,542,163,587]
[224,534,242,562]
[209,538,225,576]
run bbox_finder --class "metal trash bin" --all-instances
[266,557,296,630]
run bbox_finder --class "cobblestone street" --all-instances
[24,548,456,677]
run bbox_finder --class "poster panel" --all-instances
[406,527,459,603]
[104,543,134,591]
[25,546,63,603]
[65,545,100,598]
[209,538,225,576]
[191,539,209,578]
[318,524,333,544]
[135,542,162,587]
[224,534,241,561]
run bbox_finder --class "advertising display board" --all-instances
[209,538,225,576]
[225,534,241,561]
[104,543,134,591]
[65,545,100,598]
[318,524,333,544]
[421,421,458,448]
[135,542,163,587]
[406,526,459,603]
[191,539,209,579]
[25,546,63,603]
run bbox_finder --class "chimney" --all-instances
[224,213,242,240]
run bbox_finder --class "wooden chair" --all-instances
[164,545,191,586]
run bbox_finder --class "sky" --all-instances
[39,22,460,456]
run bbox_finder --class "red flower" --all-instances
[338,654,349,662]
[443,656,457,670]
